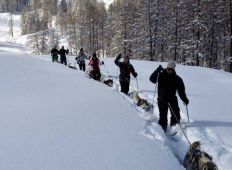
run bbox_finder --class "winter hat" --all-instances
[80,48,83,52]
[167,61,176,69]
[93,52,97,58]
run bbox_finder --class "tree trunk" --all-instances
[148,0,153,61]
[153,0,160,61]
[101,18,105,58]
[210,17,215,68]
[195,0,200,66]
[230,0,232,72]
[123,0,128,55]
[174,0,179,61]
[161,38,164,62]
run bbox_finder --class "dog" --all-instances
[103,79,113,87]
[133,92,153,112]
[68,64,77,70]
[183,141,218,170]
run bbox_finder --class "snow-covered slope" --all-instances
[95,58,232,169]
[0,13,31,54]
[0,13,21,41]
[31,54,232,170]
[0,53,183,170]
[0,11,232,170]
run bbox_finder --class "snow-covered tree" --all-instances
[8,13,14,37]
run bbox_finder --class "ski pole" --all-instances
[67,52,70,66]
[186,105,190,124]
[152,72,160,105]
[168,103,191,146]
[135,77,139,93]
[135,77,139,92]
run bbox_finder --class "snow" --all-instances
[97,58,232,169]
[0,13,30,54]
[0,12,232,170]
[102,0,114,8]
[0,53,183,170]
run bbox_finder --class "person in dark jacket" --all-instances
[150,61,189,132]
[59,46,69,65]
[114,53,137,95]
[88,52,101,80]
[51,46,59,62]
[76,48,88,71]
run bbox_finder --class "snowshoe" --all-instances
[165,128,178,142]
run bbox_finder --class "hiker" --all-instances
[59,46,69,65]
[149,61,189,132]
[88,52,102,80]
[114,53,137,95]
[51,46,59,62]
[76,48,88,71]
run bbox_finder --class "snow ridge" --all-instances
[34,55,232,170]
[92,60,232,170]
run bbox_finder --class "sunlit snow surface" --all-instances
[0,12,232,170]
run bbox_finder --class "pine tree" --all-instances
[8,13,14,37]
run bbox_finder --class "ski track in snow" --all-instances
[34,55,232,170]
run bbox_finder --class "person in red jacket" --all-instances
[89,52,101,80]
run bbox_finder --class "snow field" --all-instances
[1,12,232,170]
[54,55,232,169]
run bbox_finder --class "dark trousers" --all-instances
[60,56,67,65]
[120,81,130,95]
[90,70,101,80]
[52,55,58,62]
[158,98,181,131]
[79,63,86,71]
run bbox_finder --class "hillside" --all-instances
[0,12,232,170]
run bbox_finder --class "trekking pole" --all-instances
[186,105,190,124]
[152,72,160,105]
[75,51,78,69]
[135,77,139,91]
[67,53,70,66]
[168,103,191,146]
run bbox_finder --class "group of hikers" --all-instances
[51,46,189,133]
[51,46,102,80]
[51,46,69,65]
[114,51,189,132]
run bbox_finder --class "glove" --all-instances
[117,53,122,59]
[184,98,189,105]
[134,72,138,78]
[156,65,163,73]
